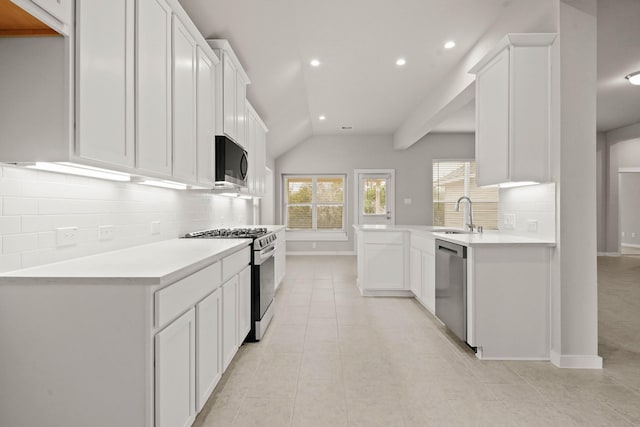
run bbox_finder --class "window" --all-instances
[433,161,499,229]
[284,175,346,233]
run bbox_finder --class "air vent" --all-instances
[340,125,353,131]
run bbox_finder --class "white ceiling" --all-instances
[178,0,640,158]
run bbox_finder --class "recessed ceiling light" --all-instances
[625,71,640,85]
[444,41,456,49]
[395,58,406,66]
[310,59,320,67]
[319,115,326,120]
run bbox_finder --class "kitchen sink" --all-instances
[436,229,477,235]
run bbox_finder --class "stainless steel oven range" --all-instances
[184,227,276,341]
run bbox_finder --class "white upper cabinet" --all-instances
[11,0,72,35]
[171,16,197,183]
[246,101,268,197]
[470,33,557,187]
[207,39,251,148]
[76,0,135,169]
[136,0,173,176]
[196,46,216,186]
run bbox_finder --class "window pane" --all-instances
[287,177,312,203]
[363,179,387,215]
[317,177,344,203]
[317,205,343,229]
[287,205,312,229]
[432,161,499,230]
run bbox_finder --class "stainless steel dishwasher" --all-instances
[435,239,467,342]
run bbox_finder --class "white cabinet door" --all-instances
[155,308,196,427]
[76,0,134,168]
[222,52,237,141]
[363,244,404,289]
[422,251,436,313]
[137,0,172,176]
[410,247,422,299]
[196,47,216,186]
[221,275,238,371]
[196,288,221,412]
[237,265,251,345]
[245,108,256,193]
[475,48,509,186]
[274,230,286,289]
[31,0,71,24]
[235,75,246,148]
[172,16,197,182]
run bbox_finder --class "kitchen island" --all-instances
[353,224,555,361]
[0,238,253,427]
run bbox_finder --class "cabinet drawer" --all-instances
[155,262,221,329]
[363,232,404,245]
[222,247,251,282]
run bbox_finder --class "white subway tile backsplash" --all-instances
[0,165,253,271]
[499,183,556,240]
[3,197,38,215]
[0,216,21,234]
[3,233,38,254]
[0,253,22,273]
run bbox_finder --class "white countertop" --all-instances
[353,224,555,247]
[0,238,252,286]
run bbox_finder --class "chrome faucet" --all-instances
[455,196,475,231]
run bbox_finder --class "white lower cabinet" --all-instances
[410,234,436,313]
[237,265,251,345]
[274,229,286,290]
[196,288,222,412]
[155,308,197,427]
[221,275,238,371]
[356,231,409,295]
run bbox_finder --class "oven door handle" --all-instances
[256,245,276,264]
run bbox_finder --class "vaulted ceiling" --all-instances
[178,0,640,159]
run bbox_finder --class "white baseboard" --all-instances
[550,350,603,369]
[621,243,640,249]
[286,251,356,256]
[597,252,620,256]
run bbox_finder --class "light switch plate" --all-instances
[56,227,78,247]
[503,213,516,230]
[404,198,412,205]
[98,225,115,241]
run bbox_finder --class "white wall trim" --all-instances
[621,243,640,249]
[619,167,640,173]
[597,252,620,256]
[286,251,355,256]
[550,350,603,369]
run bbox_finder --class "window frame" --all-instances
[282,174,348,241]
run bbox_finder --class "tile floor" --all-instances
[194,255,640,427]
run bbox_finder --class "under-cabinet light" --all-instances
[138,179,187,190]
[498,181,538,188]
[25,162,131,182]
[625,71,640,85]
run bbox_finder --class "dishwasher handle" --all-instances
[436,239,467,258]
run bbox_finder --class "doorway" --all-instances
[354,169,395,226]
[619,169,640,256]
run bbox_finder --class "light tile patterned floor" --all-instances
[194,255,640,426]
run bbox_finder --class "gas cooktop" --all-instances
[184,227,269,239]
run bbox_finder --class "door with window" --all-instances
[355,169,395,225]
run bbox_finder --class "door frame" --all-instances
[353,169,396,226]
[618,167,640,254]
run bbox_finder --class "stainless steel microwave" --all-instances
[215,135,248,187]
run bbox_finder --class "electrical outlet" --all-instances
[98,225,115,241]
[527,220,538,233]
[404,198,412,205]
[151,221,161,235]
[56,227,78,247]
[503,213,516,230]
[622,231,625,237]
[633,232,637,238]
[312,242,317,249]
